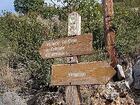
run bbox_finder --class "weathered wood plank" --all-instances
[65,12,81,105]
[51,61,116,85]
[65,86,81,105]
[39,34,93,59]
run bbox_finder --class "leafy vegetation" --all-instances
[0,13,53,89]
[113,3,140,54]
[14,0,44,14]
[0,0,140,88]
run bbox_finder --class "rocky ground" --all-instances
[1,55,140,105]
[1,81,139,105]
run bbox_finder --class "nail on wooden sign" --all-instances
[51,61,116,85]
[39,33,93,59]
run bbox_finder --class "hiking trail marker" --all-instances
[39,33,93,59]
[39,12,116,105]
[65,12,82,105]
[51,61,116,85]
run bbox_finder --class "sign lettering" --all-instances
[51,61,116,85]
[39,33,93,59]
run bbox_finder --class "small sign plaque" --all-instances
[68,12,81,36]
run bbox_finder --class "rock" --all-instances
[125,63,133,89]
[91,81,135,105]
[116,64,125,80]
[134,97,140,104]
[2,92,27,105]
[133,58,140,89]
[27,92,65,105]
[101,83,119,101]
[0,96,3,105]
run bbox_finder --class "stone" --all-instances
[101,83,119,101]
[2,92,27,105]
[133,58,140,89]
[125,63,133,89]
[0,96,3,105]
[116,64,125,80]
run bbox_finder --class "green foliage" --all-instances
[14,0,44,14]
[115,0,140,8]
[1,0,140,89]
[0,12,53,88]
[41,0,105,62]
[62,0,104,48]
[45,0,140,59]
[113,4,140,54]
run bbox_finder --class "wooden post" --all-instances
[103,0,125,80]
[65,12,81,105]
[103,0,117,68]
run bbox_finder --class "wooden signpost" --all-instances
[51,61,116,85]
[65,12,82,105]
[39,34,93,59]
[39,11,116,105]
[103,0,117,67]
[103,0,125,80]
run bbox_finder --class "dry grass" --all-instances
[0,66,16,90]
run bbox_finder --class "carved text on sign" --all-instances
[68,72,86,77]
[51,61,116,85]
[39,33,93,59]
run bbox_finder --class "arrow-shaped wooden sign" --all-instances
[51,61,116,85]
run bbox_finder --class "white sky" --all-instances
[45,0,102,6]
[0,0,102,14]
[45,0,63,6]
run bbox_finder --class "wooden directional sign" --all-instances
[39,33,93,59]
[51,61,116,85]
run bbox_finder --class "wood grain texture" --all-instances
[65,86,81,105]
[65,12,81,105]
[39,33,93,59]
[103,0,117,67]
[51,61,116,85]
